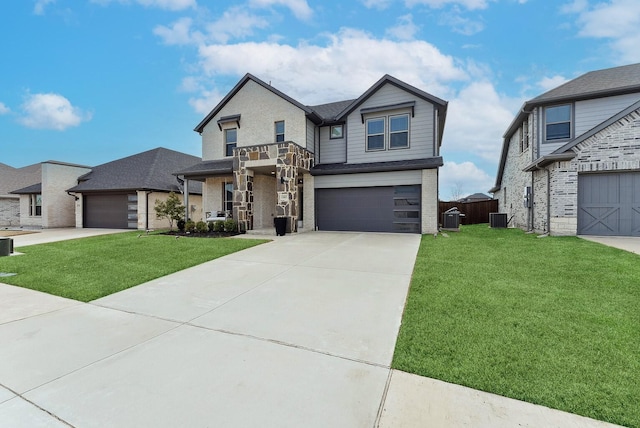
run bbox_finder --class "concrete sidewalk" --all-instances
[0,230,624,427]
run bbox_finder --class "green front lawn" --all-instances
[394,225,639,428]
[0,232,268,302]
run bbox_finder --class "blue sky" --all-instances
[1,0,639,199]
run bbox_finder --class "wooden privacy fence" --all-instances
[439,199,499,225]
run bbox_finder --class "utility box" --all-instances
[442,207,461,230]
[0,238,12,257]
[490,213,508,228]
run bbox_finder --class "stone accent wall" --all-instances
[0,197,19,227]
[233,142,313,232]
[421,169,438,234]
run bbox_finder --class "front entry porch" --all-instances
[233,142,313,234]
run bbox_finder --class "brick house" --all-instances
[491,63,640,236]
[178,73,448,234]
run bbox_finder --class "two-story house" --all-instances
[491,63,640,236]
[177,73,448,234]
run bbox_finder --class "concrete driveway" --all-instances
[579,235,640,255]
[0,230,622,427]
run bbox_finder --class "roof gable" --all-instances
[194,74,319,133]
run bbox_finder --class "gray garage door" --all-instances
[316,185,421,233]
[578,172,640,236]
[84,194,137,229]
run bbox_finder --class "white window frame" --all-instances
[389,114,410,149]
[544,104,572,143]
[225,128,237,157]
[29,194,42,217]
[366,117,386,151]
[330,124,343,139]
[275,120,285,143]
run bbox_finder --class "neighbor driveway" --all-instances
[0,230,621,427]
[579,235,640,255]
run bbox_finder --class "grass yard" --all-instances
[393,225,639,428]
[0,232,268,302]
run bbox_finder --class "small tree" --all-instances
[154,192,185,230]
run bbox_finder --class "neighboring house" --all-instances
[178,73,447,234]
[0,162,41,227]
[67,147,203,230]
[491,63,640,236]
[9,161,92,228]
[458,193,492,203]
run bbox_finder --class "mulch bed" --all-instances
[161,230,240,238]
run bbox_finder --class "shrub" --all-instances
[185,220,196,233]
[195,221,208,233]
[214,220,225,232]
[177,219,186,232]
[207,221,215,232]
[154,192,185,230]
[224,219,237,233]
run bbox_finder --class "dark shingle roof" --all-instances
[67,147,202,193]
[175,159,234,180]
[309,100,356,122]
[10,182,42,194]
[531,63,640,104]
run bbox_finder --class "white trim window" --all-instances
[223,182,233,216]
[225,128,237,156]
[389,114,409,149]
[330,124,343,139]
[30,194,42,217]
[275,121,285,142]
[366,117,385,151]
[544,104,571,142]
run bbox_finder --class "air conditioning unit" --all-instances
[489,213,508,228]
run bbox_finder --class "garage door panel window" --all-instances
[393,185,420,233]
[366,118,385,151]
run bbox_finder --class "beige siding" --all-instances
[41,162,91,228]
[346,83,435,164]
[202,80,308,161]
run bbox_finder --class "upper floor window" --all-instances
[225,128,237,156]
[520,119,529,152]
[330,124,343,139]
[366,117,385,151]
[389,114,409,149]
[30,194,42,217]
[544,105,571,142]
[275,121,285,142]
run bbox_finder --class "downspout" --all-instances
[145,190,152,231]
[546,167,551,235]
[530,171,534,232]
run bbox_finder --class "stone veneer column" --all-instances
[233,148,254,232]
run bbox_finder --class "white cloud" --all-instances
[563,0,640,63]
[439,9,485,35]
[205,7,270,43]
[361,0,395,9]
[34,0,55,15]
[406,0,492,10]
[90,0,196,11]
[249,0,313,20]
[440,161,495,200]
[386,14,420,40]
[193,28,467,106]
[537,75,569,91]
[153,17,201,45]
[0,102,10,115]
[444,81,520,162]
[19,93,91,130]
